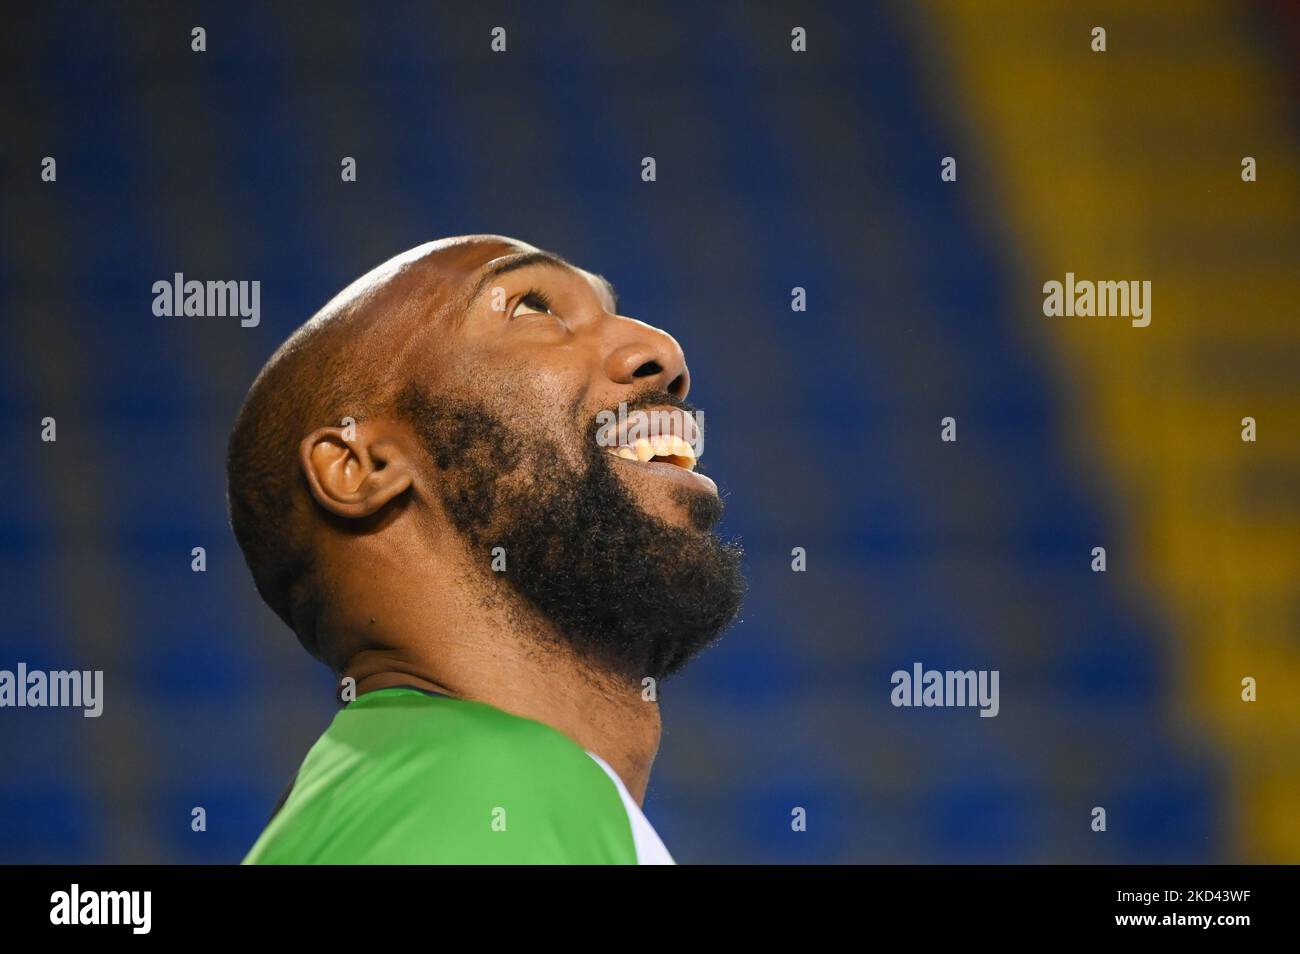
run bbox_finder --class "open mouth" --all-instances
[610,434,698,470]
[602,406,702,472]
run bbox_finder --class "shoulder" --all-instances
[245,688,640,864]
[332,688,619,804]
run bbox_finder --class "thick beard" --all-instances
[397,385,746,684]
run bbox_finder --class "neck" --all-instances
[328,543,663,803]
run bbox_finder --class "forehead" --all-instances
[383,241,618,378]
[460,247,618,314]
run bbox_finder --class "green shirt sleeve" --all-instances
[243,688,640,865]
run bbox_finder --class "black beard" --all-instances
[397,385,745,684]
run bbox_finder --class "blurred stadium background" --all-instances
[2,0,1297,863]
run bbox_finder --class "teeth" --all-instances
[669,435,696,461]
[609,433,700,471]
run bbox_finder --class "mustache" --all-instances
[619,387,699,418]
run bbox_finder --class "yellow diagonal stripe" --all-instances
[922,0,1300,860]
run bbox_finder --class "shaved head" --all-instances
[227,236,536,641]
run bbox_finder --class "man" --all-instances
[229,235,745,864]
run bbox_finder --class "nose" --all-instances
[603,317,690,399]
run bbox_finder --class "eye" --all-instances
[511,289,554,319]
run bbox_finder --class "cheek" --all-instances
[466,355,593,465]
[518,358,587,411]
[447,346,571,407]
[509,352,592,427]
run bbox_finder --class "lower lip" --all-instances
[607,454,719,495]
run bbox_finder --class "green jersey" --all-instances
[243,686,674,864]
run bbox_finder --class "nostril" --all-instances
[632,360,663,378]
[666,373,687,397]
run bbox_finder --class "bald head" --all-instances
[226,235,540,642]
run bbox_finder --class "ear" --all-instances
[298,420,413,519]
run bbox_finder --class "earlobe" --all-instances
[299,423,413,519]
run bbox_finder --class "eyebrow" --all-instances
[465,250,620,314]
